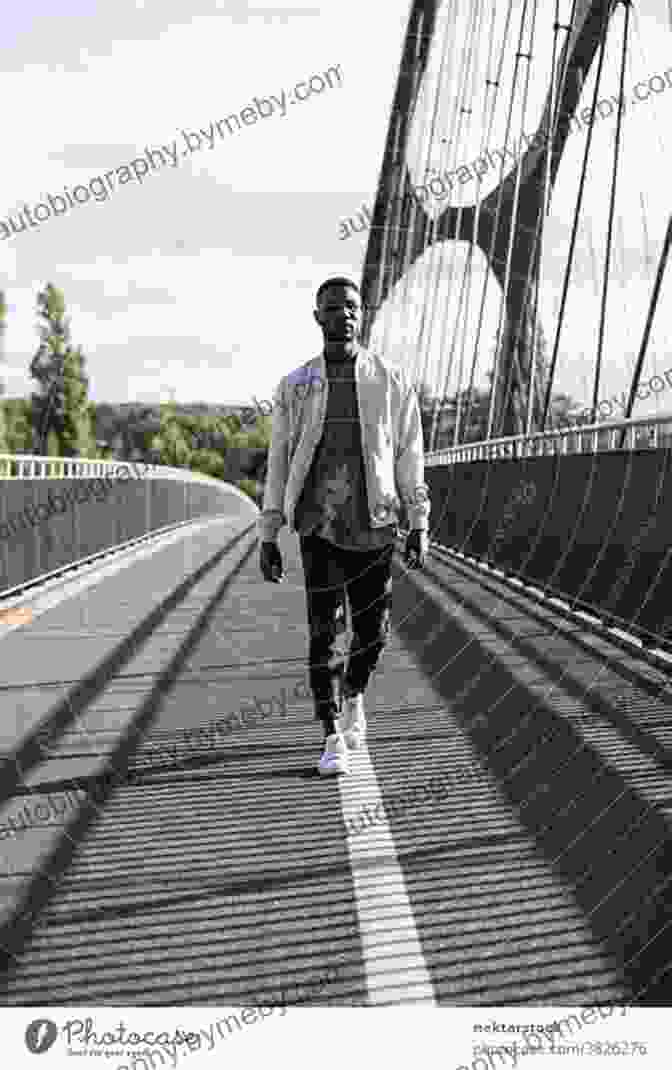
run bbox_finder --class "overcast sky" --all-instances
[0,0,669,414]
[0,0,409,404]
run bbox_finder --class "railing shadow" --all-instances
[391,557,672,1004]
[0,522,257,980]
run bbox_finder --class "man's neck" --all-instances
[324,340,359,362]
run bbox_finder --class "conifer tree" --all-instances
[30,284,94,456]
[0,291,8,454]
[3,399,33,453]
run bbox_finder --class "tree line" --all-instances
[415,325,579,449]
[0,283,271,503]
[0,286,579,502]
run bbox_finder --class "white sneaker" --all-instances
[340,694,366,750]
[317,733,350,776]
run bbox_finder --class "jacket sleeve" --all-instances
[257,380,290,542]
[394,379,431,531]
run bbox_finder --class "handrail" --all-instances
[0,455,240,489]
[0,454,257,594]
[425,412,672,465]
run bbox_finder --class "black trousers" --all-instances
[299,534,394,725]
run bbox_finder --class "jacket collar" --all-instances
[315,345,370,381]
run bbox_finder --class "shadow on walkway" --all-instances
[391,556,672,1004]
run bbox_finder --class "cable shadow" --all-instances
[0,526,257,982]
[423,558,672,774]
[447,545,672,708]
[390,560,672,1004]
[11,757,322,798]
[0,521,256,809]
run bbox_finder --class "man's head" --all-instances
[313,277,362,347]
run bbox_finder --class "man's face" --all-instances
[314,284,362,343]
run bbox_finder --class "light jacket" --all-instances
[258,346,431,542]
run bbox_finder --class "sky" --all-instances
[0,0,669,416]
[0,0,409,405]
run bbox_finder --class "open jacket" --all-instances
[258,346,431,542]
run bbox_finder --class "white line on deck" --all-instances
[338,746,437,1005]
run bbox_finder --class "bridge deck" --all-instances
[0,516,670,1005]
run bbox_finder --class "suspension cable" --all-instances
[418,3,477,388]
[524,0,564,434]
[542,1,613,427]
[494,0,542,438]
[617,213,672,447]
[453,0,499,445]
[458,0,517,442]
[591,0,631,423]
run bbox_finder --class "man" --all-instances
[258,276,430,775]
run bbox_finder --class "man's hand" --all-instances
[260,540,284,582]
[404,529,428,570]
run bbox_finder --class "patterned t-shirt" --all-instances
[294,352,397,550]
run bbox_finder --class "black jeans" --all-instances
[299,534,394,726]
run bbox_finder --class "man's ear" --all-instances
[313,308,322,327]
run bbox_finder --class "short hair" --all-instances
[315,276,361,305]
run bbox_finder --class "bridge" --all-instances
[1,0,671,1009]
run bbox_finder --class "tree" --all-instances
[60,344,97,457]
[146,403,271,482]
[414,379,493,449]
[456,384,491,443]
[29,284,95,456]
[151,403,193,468]
[232,414,271,450]
[2,398,34,453]
[549,391,582,429]
[189,448,227,480]
[30,284,68,453]
[0,291,7,454]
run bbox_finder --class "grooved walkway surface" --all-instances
[0,517,670,1005]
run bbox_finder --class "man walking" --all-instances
[258,276,430,775]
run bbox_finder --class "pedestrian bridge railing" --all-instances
[423,415,672,651]
[425,412,671,466]
[0,455,258,596]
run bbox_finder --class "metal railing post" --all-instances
[424,414,672,468]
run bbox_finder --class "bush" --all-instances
[236,478,260,504]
